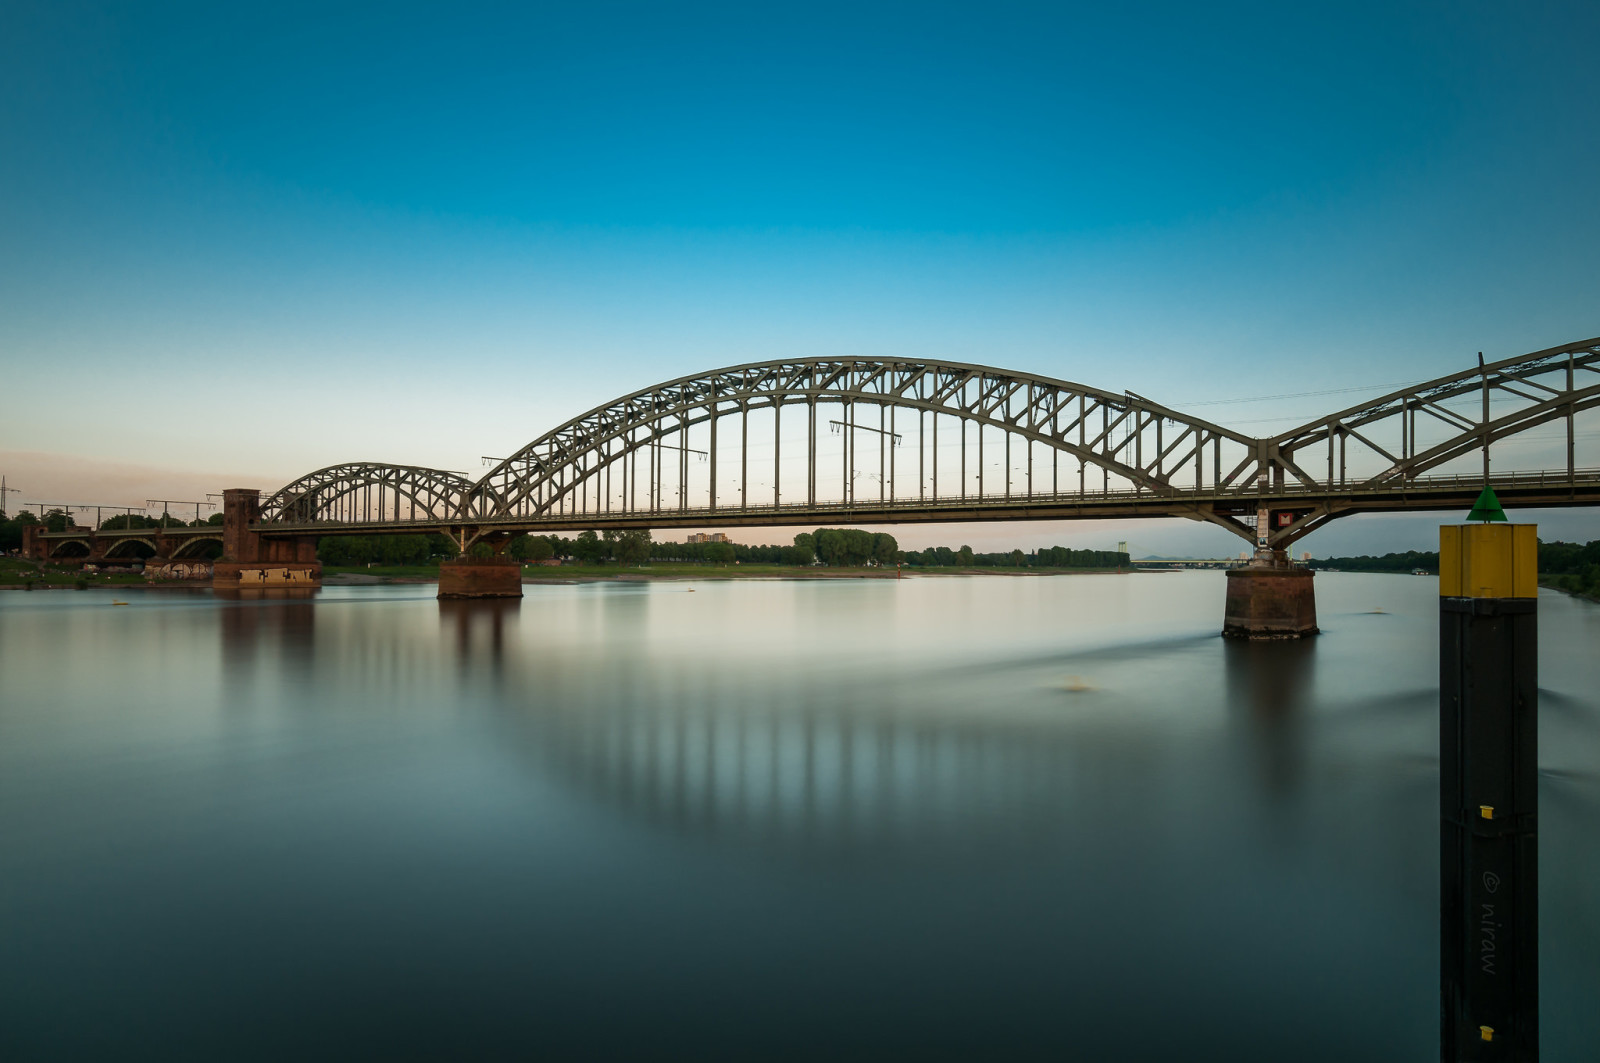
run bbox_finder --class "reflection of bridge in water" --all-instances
[414,600,1381,858]
[207,593,1442,880]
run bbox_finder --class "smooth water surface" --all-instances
[2,572,1598,1060]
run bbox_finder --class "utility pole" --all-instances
[0,476,20,517]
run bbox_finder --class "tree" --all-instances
[526,536,555,563]
[814,528,843,565]
[841,528,874,564]
[871,532,898,566]
[957,545,974,566]
[706,540,735,564]
[1009,549,1025,567]
[792,532,815,563]
[617,529,653,565]
[573,530,603,564]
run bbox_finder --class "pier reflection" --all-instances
[1223,636,1316,798]
[437,598,518,682]
[218,590,318,678]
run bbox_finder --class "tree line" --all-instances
[1541,539,1600,598]
[901,544,1129,568]
[1306,540,1600,598]
[310,527,1129,570]
[1305,550,1441,574]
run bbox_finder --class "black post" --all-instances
[1439,524,1538,1061]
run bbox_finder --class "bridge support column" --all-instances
[438,558,523,599]
[213,488,321,591]
[1223,553,1318,639]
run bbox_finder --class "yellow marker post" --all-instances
[1438,524,1538,599]
[1440,499,1538,1061]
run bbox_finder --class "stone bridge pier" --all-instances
[213,488,322,590]
[1221,504,1318,639]
[437,532,523,599]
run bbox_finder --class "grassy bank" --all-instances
[0,559,149,588]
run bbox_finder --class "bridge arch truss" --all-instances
[249,338,1600,549]
[468,359,1263,524]
[259,463,479,526]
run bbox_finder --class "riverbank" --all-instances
[324,563,1130,585]
[1,557,1134,589]
[1540,576,1600,604]
[0,560,151,588]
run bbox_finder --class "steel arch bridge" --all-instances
[247,335,1600,551]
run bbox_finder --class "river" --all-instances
[2,571,1597,1060]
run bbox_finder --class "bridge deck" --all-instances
[252,468,1600,537]
[33,471,1600,544]
[36,523,224,541]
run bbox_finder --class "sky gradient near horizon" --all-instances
[3,2,1599,554]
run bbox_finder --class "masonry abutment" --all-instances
[212,487,322,590]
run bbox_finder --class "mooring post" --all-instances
[1439,507,1538,1061]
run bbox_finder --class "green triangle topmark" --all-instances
[1467,484,1508,523]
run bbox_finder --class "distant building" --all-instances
[687,532,729,544]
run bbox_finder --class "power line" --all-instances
[1184,379,1430,407]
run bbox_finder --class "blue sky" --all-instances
[3,2,1598,553]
